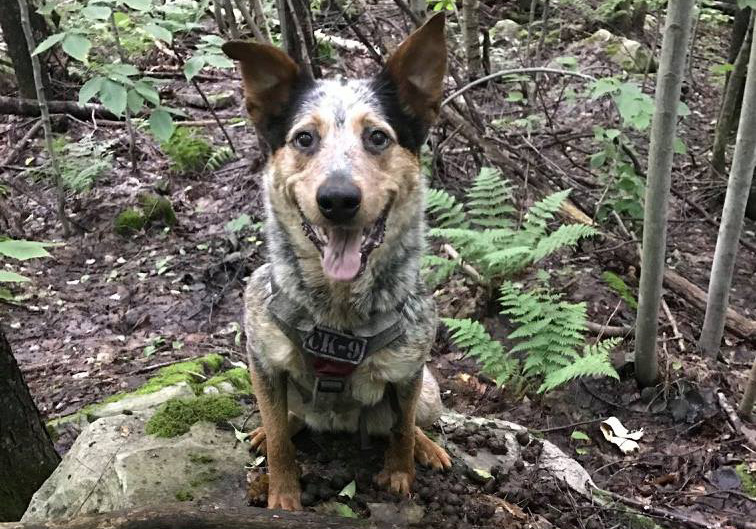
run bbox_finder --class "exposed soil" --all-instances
[2,1,756,528]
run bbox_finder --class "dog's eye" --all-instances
[293,131,315,150]
[365,130,391,153]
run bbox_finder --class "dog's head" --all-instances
[223,14,446,283]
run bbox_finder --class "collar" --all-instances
[266,278,406,382]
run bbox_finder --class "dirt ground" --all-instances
[1,1,755,527]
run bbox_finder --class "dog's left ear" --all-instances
[384,13,447,123]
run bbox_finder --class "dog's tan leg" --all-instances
[249,366,301,510]
[375,376,422,495]
[250,412,304,455]
[414,427,452,469]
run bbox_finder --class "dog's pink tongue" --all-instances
[322,228,362,282]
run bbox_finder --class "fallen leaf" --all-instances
[600,416,643,454]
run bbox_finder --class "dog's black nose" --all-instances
[316,177,362,222]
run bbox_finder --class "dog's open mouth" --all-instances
[298,203,390,282]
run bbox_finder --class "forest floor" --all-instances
[1,1,756,528]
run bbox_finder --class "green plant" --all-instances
[33,0,230,142]
[161,127,213,173]
[428,0,455,11]
[138,193,177,225]
[114,208,147,236]
[602,271,638,309]
[425,167,598,285]
[0,239,56,301]
[443,283,619,392]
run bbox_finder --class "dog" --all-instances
[223,13,451,511]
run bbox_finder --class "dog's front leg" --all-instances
[250,366,301,510]
[375,374,422,496]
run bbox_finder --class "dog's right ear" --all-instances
[222,41,300,126]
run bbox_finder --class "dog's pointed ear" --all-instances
[384,13,447,123]
[222,41,300,125]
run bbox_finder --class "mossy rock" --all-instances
[138,193,177,226]
[202,367,253,395]
[145,394,242,438]
[114,209,147,236]
[736,464,756,497]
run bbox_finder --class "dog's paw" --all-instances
[249,426,267,455]
[268,476,302,510]
[414,427,452,470]
[374,468,414,496]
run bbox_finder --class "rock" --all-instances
[491,19,521,42]
[23,411,257,521]
[584,29,655,73]
[91,382,196,420]
[440,413,594,497]
[203,385,220,395]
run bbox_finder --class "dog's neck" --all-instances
[265,201,426,329]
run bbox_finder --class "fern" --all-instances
[27,134,114,193]
[499,282,618,392]
[426,188,467,228]
[426,168,597,279]
[422,254,459,290]
[204,146,235,171]
[602,271,638,309]
[539,338,621,393]
[467,167,516,229]
[442,318,518,386]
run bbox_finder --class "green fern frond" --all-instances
[426,188,468,228]
[205,146,235,171]
[422,254,459,289]
[522,189,572,236]
[537,338,620,393]
[442,318,518,386]
[467,167,516,229]
[602,271,638,309]
[531,224,599,262]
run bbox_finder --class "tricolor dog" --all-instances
[223,13,451,510]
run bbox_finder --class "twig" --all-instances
[441,67,595,108]
[533,417,606,433]
[585,321,632,338]
[718,391,756,449]
[234,0,269,43]
[0,119,41,166]
[17,0,71,236]
[334,8,383,64]
[392,0,423,27]
[170,42,236,154]
[441,243,485,284]
[661,297,685,352]
[594,486,720,529]
[110,11,138,173]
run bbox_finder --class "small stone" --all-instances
[514,459,525,471]
[300,491,316,507]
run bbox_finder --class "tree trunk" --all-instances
[0,0,49,99]
[711,18,752,178]
[0,505,377,529]
[699,12,756,358]
[739,355,756,419]
[276,0,319,78]
[462,0,481,76]
[729,6,751,64]
[0,330,60,521]
[634,0,696,387]
[250,0,271,42]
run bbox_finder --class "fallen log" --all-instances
[0,96,119,121]
[0,505,379,529]
[663,269,756,339]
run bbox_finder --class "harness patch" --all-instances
[303,327,367,365]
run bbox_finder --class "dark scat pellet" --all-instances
[446,493,461,506]
[442,504,457,516]
[317,484,335,500]
[515,430,530,445]
[304,483,318,496]
[452,483,465,494]
[483,479,497,493]
[514,459,525,471]
[479,504,495,519]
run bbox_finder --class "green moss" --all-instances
[161,128,213,174]
[202,367,252,394]
[189,468,220,488]
[736,464,756,497]
[138,193,177,226]
[145,394,242,438]
[101,354,226,403]
[114,209,147,236]
[175,489,194,501]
